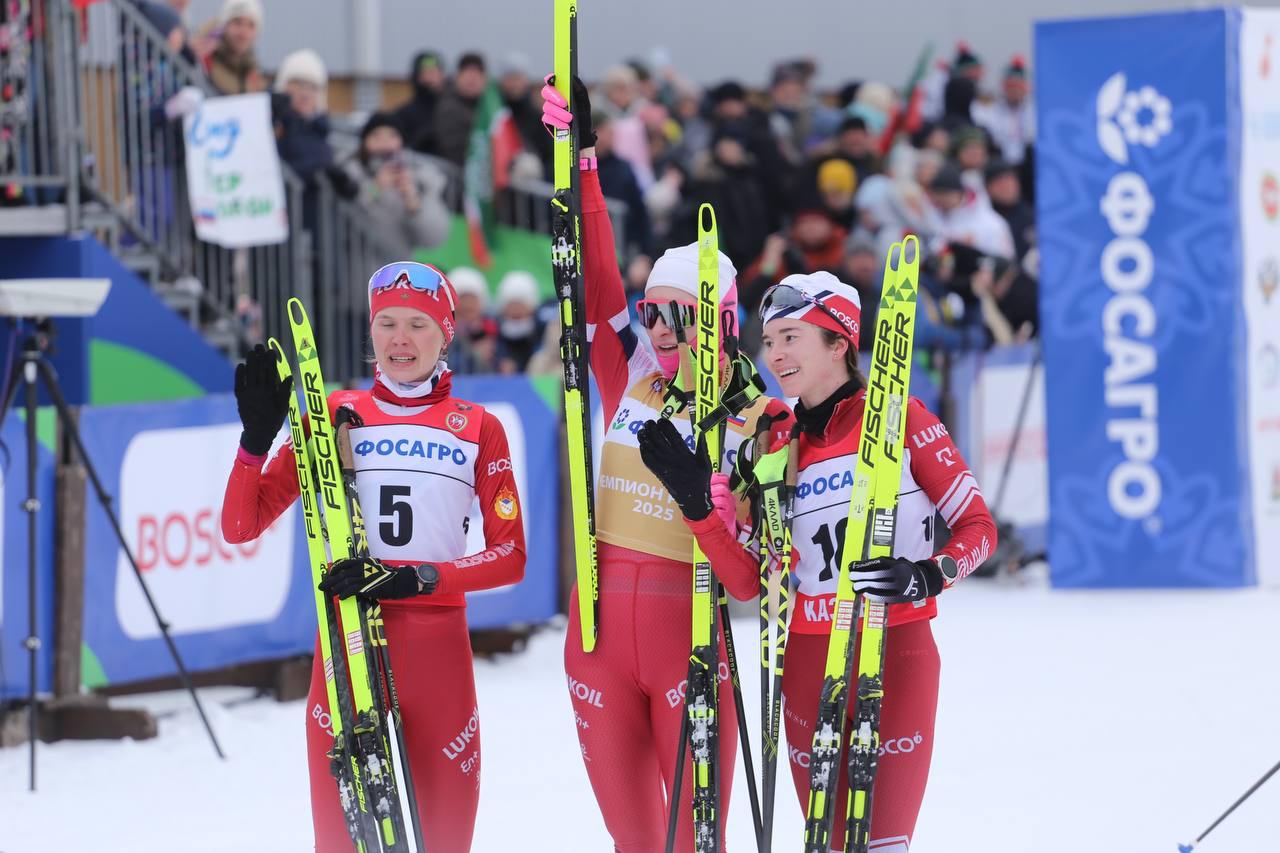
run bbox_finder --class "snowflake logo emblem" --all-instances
[1096,72,1173,165]
[1261,257,1279,303]
[1262,343,1279,390]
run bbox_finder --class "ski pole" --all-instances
[720,592,764,850]
[666,712,688,853]
[1179,758,1280,852]
[335,409,422,850]
[758,551,775,853]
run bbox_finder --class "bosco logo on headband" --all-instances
[760,271,862,345]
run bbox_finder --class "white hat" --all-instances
[497,51,531,79]
[645,242,738,305]
[760,271,863,344]
[274,49,326,89]
[449,266,490,308]
[855,80,896,115]
[219,0,263,27]
[497,271,541,310]
[274,49,327,109]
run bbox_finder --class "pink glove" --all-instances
[709,473,737,536]
[541,74,572,133]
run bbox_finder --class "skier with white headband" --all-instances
[654,269,997,851]
[544,75,794,850]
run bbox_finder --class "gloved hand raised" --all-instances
[319,556,439,601]
[637,418,714,522]
[541,73,595,148]
[234,344,293,457]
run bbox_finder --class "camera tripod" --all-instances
[0,318,223,792]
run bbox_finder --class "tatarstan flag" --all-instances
[463,82,522,269]
[879,42,935,158]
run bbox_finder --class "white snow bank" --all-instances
[3,578,1278,852]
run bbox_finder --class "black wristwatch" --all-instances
[414,563,440,595]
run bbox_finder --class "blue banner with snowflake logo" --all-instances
[1035,9,1256,587]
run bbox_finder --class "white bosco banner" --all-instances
[115,423,296,639]
[183,92,288,248]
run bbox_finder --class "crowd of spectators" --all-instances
[131,0,455,350]
[359,39,1040,372]
[131,0,1039,374]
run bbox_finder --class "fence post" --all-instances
[55,1,82,231]
[52,410,86,699]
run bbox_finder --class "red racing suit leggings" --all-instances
[782,619,941,852]
[565,542,740,852]
[305,603,480,852]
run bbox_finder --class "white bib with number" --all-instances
[347,422,478,563]
[790,450,934,599]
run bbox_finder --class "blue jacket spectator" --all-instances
[271,50,334,233]
[271,49,333,184]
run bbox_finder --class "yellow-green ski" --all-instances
[661,210,767,852]
[287,299,410,852]
[752,420,796,853]
[802,235,920,852]
[551,0,600,653]
[845,236,920,853]
[683,203,724,853]
[269,338,375,852]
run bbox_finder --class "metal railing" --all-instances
[330,115,634,260]
[73,0,319,354]
[0,0,80,227]
[313,171,397,382]
[24,0,633,379]
[502,177,630,259]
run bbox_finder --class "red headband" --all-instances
[368,261,457,344]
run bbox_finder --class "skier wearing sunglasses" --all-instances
[222,261,526,851]
[684,271,997,851]
[544,76,793,850]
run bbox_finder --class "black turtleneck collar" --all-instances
[793,378,862,437]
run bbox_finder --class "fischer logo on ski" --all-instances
[278,301,420,852]
[802,236,920,853]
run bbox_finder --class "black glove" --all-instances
[549,73,595,148]
[319,557,439,601]
[324,163,360,200]
[850,557,945,603]
[234,344,293,456]
[636,418,714,521]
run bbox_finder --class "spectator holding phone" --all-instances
[197,0,264,95]
[340,112,450,257]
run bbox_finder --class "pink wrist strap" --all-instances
[237,445,267,467]
[579,156,598,172]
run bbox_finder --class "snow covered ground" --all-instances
[3,576,1280,852]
